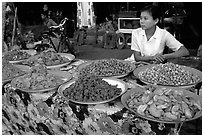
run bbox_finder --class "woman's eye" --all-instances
[140,17,148,21]
[144,17,148,20]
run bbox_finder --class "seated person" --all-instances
[33,12,59,51]
[197,44,202,57]
[129,5,189,63]
[41,11,57,28]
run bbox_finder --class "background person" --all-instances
[197,44,202,57]
[129,5,189,63]
[42,4,52,19]
[41,11,57,28]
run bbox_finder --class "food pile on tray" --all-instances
[125,86,202,122]
[11,63,65,91]
[22,49,70,67]
[62,75,122,103]
[138,63,201,86]
[78,59,135,77]
[3,49,32,62]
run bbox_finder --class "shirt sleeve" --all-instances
[131,30,141,52]
[164,30,183,51]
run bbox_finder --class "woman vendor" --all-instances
[129,5,189,63]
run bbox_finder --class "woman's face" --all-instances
[140,11,158,30]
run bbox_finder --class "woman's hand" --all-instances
[153,54,166,63]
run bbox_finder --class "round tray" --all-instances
[58,77,128,105]
[46,53,75,69]
[134,61,150,66]
[3,73,25,84]
[133,64,202,88]
[13,64,32,73]
[5,50,37,64]
[2,64,29,84]
[121,87,202,124]
[11,73,72,93]
[77,60,136,78]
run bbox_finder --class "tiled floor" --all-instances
[76,44,132,60]
[76,44,198,60]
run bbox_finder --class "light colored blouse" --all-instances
[129,26,183,60]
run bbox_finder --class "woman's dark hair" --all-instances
[140,5,161,20]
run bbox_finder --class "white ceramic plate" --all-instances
[58,77,128,104]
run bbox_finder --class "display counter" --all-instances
[2,58,202,135]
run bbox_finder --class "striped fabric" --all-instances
[77,2,96,28]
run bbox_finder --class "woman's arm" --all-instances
[164,30,190,59]
[133,51,153,62]
[133,46,189,63]
[162,46,189,59]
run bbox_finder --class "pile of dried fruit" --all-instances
[126,86,202,121]
[62,75,122,102]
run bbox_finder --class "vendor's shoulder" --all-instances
[132,28,143,33]
[157,27,172,36]
[157,26,169,33]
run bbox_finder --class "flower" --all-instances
[96,117,117,134]
[121,121,134,134]
[83,117,102,135]
[36,100,51,119]
[139,121,152,133]
[27,103,41,122]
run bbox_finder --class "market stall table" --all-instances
[2,58,202,135]
[168,56,202,71]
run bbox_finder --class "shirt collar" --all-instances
[139,26,160,39]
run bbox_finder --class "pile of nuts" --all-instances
[138,63,201,86]
[79,59,134,77]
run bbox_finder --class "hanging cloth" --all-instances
[77,2,96,28]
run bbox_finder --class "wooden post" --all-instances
[2,2,7,52]
[11,7,17,47]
